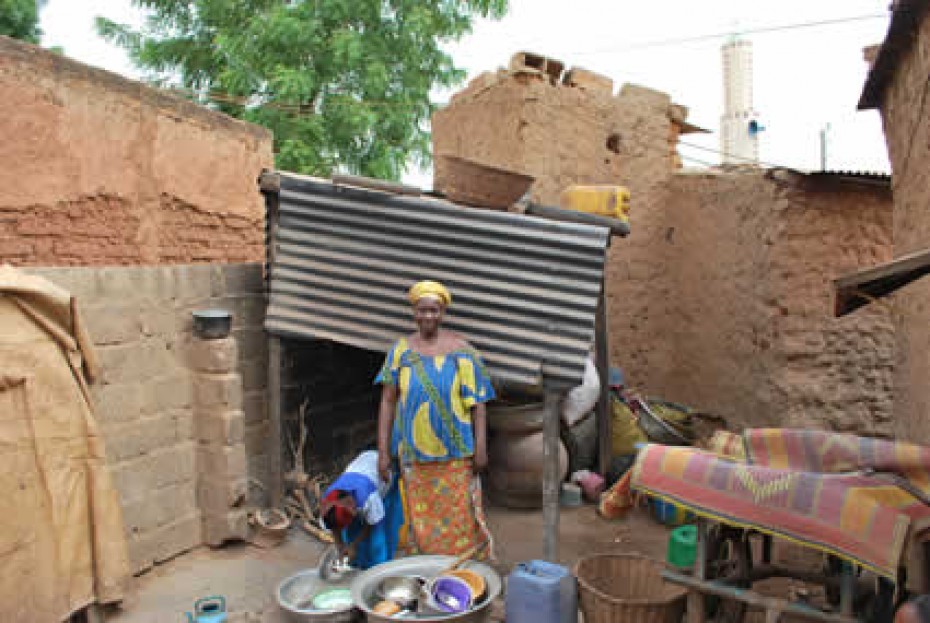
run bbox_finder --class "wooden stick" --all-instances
[664,569,858,623]
[294,488,317,521]
[268,337,284,507]
[542,387,561,561]
[687,520,707,623]
[301,520,334,543]
[594,283,611,476]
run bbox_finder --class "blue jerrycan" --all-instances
[506,560,577,623]
[185,596,227,623]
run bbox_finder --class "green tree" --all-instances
[1,0,43,43]
[97,0,507,179]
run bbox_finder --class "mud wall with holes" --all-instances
[0,36,273,266]
[433,59,895,434]
[664,170,894,434]
[876,11,930,443]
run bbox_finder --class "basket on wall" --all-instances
[574,554,687,623]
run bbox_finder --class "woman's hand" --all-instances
[378,451,392,482]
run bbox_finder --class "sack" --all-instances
[611,396,647,456]
[561,357,600,427]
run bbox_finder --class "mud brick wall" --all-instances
[875,11,930,443]
[434,62,896,434]
[28,264,268,574]
[0,36,273,266]
[665,170,894,434]
[433,67,685,396]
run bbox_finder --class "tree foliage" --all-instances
[1,0,42,43]
[97,0,507,179]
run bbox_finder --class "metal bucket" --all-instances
[350,556,502,623]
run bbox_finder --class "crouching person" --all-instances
[321,449,404,569]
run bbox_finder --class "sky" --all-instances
[40,0,894,186]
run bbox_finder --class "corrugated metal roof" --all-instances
[807,170,891,185]
[859,0,929,110]
[265,173,610,389]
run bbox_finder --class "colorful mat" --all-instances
[632,436,930,579]
[745,428,930,484]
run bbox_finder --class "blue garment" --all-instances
[374,338,496,463]
[343,476,404,569]
[323,451,403,570]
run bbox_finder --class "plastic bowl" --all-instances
[430,576,473,614]
[442,570,487,601]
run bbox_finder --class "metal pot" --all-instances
[192,309,232,340]
[376,576,426,611]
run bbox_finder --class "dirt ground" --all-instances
[104,503,671,622]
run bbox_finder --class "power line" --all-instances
[541,13,889,56]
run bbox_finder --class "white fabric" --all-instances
[345,450,386,525]
[561,356,601,427]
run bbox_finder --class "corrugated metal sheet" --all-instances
[808,170,892,186]
[265,173,610,389]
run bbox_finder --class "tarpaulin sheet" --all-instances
[0,265,129,622]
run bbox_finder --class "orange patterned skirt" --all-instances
[400,458,493,558]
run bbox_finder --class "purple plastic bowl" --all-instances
[430,576,473,614]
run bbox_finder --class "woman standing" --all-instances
[376,280,496,557]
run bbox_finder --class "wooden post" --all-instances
[594,283,611,476]
[839,562,855,616]
[543,386,562,561]
[268,336,284,507]
[687,520,708,623]
[261,170,284,508]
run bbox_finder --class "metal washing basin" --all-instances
[350,556,502,623]
[277,566,361,623]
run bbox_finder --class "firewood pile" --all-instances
[282,399,334,544]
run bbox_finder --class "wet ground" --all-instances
[105,502,671,622]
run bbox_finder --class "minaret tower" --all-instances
[720,36,760,165]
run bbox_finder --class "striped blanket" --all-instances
[632,429,930,579]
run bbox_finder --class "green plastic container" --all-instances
[667,524,697,569]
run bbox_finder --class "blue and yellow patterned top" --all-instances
[375,338,496,463]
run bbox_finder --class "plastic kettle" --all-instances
[185,596,227,623]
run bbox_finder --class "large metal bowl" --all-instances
[351,556,502,623]
[277,567,361,623]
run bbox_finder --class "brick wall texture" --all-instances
[0,36,273,266]
[28,264,268,574]
[877,11,930,443]
[433,63,896,434]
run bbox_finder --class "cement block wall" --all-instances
[0,36,273,266]
[877,11,930,443]
[27,264,268,573]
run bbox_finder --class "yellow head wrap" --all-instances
[408,280,452,307]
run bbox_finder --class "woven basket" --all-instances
[575,554,687,623]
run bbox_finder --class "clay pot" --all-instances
[487,401,568,509]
